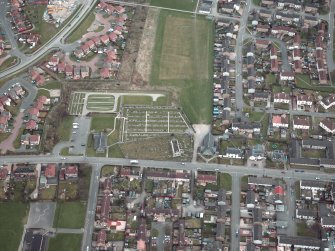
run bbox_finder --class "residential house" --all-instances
[80,66,89,79]
[255,39,270,49]
[29,134,40,145]
[320,94,335,109]
[320,118,335,134]
[231,122,261,134]
[108,32,117,43]
[25,120,38,131]
[270,58,279,72]
[100,68,110,79]
[273,92,290,103]
[293,116,310,130]
[73,66,81,80]
[80,44,90,55]
[65,165,78,179]
[74,48,84,58]
[297,94,313,107]
[57,62,65,73]
[100,35,109,45]
[65,65,73,79]
[278,236,322,249]
[296,208,317,220]
[246,190,256,209]
[45,164,57,179]
[222,147,243,159]
[272,114,289,128]
[280,71,295,81]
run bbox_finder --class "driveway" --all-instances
[192,124,210,162]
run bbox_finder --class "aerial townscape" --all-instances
[2,0,335,250]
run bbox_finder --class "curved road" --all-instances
[0,0,96,79]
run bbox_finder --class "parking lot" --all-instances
[69,116,91,155]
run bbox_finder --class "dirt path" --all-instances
[0,111,24,154]
[192,124,211,162]
[134,8,159,83]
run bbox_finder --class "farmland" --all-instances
[150,10,213,123]
[121,106,192,142]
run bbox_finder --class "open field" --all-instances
[121,106,192,142]
[120,134,193,161]
[86,94,115,111]
[53,201,86,228]
[0,56,18,72]
[90,114,115,131]
[151,11,213,123]
[0,202,29,251]
[57,116,74,141]
[150,0,197,11]
[68,92,85,115]
[66,11,95,43]
[48,234,82,251]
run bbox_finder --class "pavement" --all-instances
[27,202,57,229]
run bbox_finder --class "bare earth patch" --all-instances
[135,8,159,83]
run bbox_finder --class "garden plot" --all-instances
[121,106,192,142]
[86,94,115,111]
[68,92,85,115]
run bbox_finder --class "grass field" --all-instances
[86,94,115,111]
[48,234,82,251]
[0,56,18,72]
[150,0,197,11]
[53,201,86,228]
[151,11,213,123]
[66,11,96,43]
[91,114,115,131]
[57,116,74,141]
[122,96,153,106]
[0,202,29,251]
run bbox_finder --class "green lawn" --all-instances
[252,0,261,5]
[150,11,213,123]
[25,6,59,44]
[42,81,62,89]
[57,116,74,141]
[122,95,153,106]
[0,56,18,72]
[248,112,264,122]
[66,11,96,43]
[90,114,115,131]
[295,74,311,88]
[108,144,124,158]
[48,234,82,251]
[39,186,57,200]
[297,222,317,237]
[0,202,29,251]
[37,89,50,98]
[0,133,10,143]
[218,173,232,190]
[53,201,86,228]
[150,0,197,11]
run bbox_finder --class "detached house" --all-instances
[320,118,335,134]
[273,93,290,103]
[293,116,310,130]
[65,165,78,179]
[272,114,289,128]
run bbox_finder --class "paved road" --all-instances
[82,165,100,251]
[233,0,252,119]
[255,106,335,118]
[0,0,96,78]
[326,0,335,72]
[230,173,241,251]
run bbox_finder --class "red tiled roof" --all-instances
[0,168,8,179]
[29,134,40,143]
[26,120,37,130]
[45,164,56,178]
[65,165,78,175]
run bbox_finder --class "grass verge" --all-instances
[48,234,82,251]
